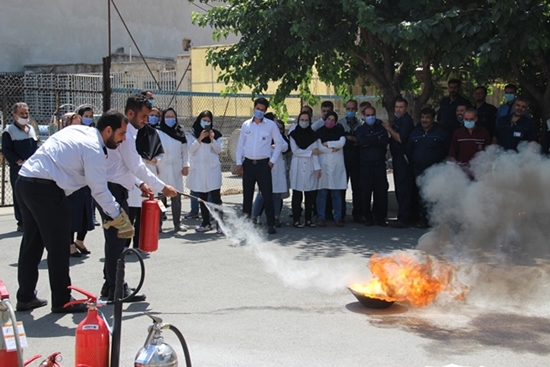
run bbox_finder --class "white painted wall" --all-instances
[0,0,238,72]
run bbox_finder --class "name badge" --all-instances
[513,131,522,138]
[245,130,251,135]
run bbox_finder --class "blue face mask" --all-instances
[346,111,356,119]
[148,99,155,106]
[82,117,93,126]
[200,120,211,129]
[366,116,376,125]
[253,109,265,120]
[165,118,177,127]
[504,93,515,102]
[148,116,159,125]
[464,120,475,129]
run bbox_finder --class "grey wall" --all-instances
[0,0,238,72]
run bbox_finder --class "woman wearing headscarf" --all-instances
[126,108,164,247]
[315,111,347,227]
[289,111,321,228]
[186,110,224,233]
[156,108,189,231]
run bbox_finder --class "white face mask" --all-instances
[298,120,310,129]
[17,117,30,125]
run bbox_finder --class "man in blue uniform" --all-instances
[493,96,537,151]
[382,97,415,228]
[473,86,498,137]
[355,106,389,227]
[437,79,472,132]
[407,107,450,228]
[2,102,38,232]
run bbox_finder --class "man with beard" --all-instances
[437,79,471,133]
[493,96,538,151]
[99,94,178,302]
[14,110,129,313]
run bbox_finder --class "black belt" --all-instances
[244,157,269,164]
[18,176,57,186]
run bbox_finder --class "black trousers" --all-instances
[392,153,414,222]
[242,159,275,227]
[128,206,142,248]
[344,163,362,220]
[198,189,222,227]
[15,178,72,307]
[292,190,317,223]
[10,165,22,226]
[96,182,129,291]
[360,163,389,222]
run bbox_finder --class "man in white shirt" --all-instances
[99,94,178,302]
[236,98,283,234]
[15,110,129,313]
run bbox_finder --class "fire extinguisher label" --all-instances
[157,200,167,213]
[2,321,27,351]
[82,324,100,330]
[135,346,156,363]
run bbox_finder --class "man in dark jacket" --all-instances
[437,79,471,132]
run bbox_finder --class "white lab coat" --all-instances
[156,130,189,193]
[271,138,289,194]
[317,136,347,190]
[128,159,161,207]
[185,133,222,193]
[289,138,321,192]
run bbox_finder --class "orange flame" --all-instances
[350,250,466,308]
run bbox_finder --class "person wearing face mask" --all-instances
[315,111,346,227]
[289,112,321,227]
[355,107,390,227]
[142,90,156,107]
[382,97,415,228]
[337,99,363,223]
[493,96,538,151]
[236,98,284,235]
[77,105,95,127]
[186,110,224,233]
[147,107,161,127]
[2,102,39,232]
[497,84,530,119]
[447,108,491,176]
[156,108,189,232]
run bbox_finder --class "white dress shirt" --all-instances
[105,122,166,193]
[19,125,120,218]
[235,118,283,165]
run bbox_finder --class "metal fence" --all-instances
[2,72,368,206]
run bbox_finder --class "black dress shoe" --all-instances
[388,219,408,228]
[108,284,146,303]
[17,225,24,232]
[377,220,388,227]
[364,219,374,226]
[100,281,110,298]
[51,302,87,314]
[267,226,277,234]
[16,297,48,311]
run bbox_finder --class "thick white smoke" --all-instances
[417,143,550,310]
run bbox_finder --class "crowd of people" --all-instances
[1,81,539,313]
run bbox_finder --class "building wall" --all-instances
[0,0,238,72]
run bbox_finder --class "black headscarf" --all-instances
[160,108,186,143]
[289,113,318,150]
[191,110,222,144]
[316,111,345,143]
[136,124,164,160]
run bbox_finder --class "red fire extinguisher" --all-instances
[64,286,109,367]
[139,192,160,253]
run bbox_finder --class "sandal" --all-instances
[293,222,305,228]
[306,221,316,227]
[74,240,91,255]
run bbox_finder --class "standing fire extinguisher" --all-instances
[64,286,110,367]
[139,193,160,253]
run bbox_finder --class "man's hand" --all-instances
[181,167,189,176]
[322,142,328,147]
[103,208,134,239]
[268,162,274,169]
[316,170,322,178]
[139,182,151,197]
[382,120,391,130]
[312,148,319,155]
[162,185,178,198]
[236,165,244,176]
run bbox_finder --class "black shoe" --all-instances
[17,225,23,232]
[352,217,363,224]
[100,281,110,298]
[267,226,277,234]
[51,302,87,314]
[417,220,430,229]
[16,297,48,311]
[108,284,146,302]
[388,219,407,228]
[377,220,388,227]
[274,219,282,228]
[364,219,374,226]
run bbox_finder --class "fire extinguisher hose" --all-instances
[168,324,192,367]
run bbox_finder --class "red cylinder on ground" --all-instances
[139,194,160,253]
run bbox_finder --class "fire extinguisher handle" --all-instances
[148,191,155,200]
[64,286,98,307]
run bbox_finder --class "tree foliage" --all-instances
[191,0,549,122]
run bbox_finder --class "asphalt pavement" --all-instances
[1,192,549,367]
